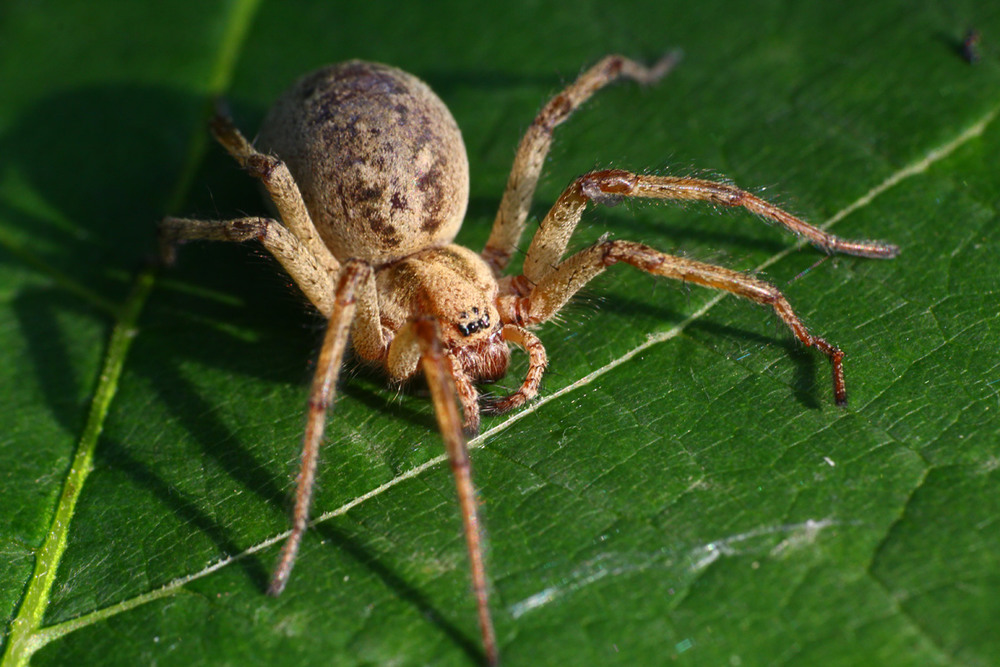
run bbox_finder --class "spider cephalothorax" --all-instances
[161,53,897,665]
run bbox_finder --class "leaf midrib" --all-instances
[0,1,263,664]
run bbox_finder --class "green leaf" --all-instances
[3,1,999,665]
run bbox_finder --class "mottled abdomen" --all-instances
[257,61,469,265]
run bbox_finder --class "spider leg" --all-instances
[346,267,385,363]
[387,323,482,435]
[515,239,849,404]
[482,52,681,273]
[521,170,898,285]
[268,261,371,595]
[414,318,498,666]
[159,215,338,316]
[451,358,482,437]
[497,169,901,406]
[481,325,548,415]
[210,111,340,274]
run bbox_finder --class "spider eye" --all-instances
[456,312,490,337]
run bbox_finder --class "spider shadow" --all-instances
[11,277,483,654]
[933,28,980,63]
[139,275,482,651]
[314,521,485,664]
[0,83,466,633]
[100,435,273,588]
[340,362,434,428]
[597,293,823,410]
[0,77,280,594]
[585,202,793,255]
[8,281,279,590]
[8,286,100,440]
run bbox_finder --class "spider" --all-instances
[160,54,898,665]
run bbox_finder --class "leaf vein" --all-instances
[32,80,1000,647]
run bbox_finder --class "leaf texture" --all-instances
[2,1,999,665]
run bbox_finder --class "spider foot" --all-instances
[480,388,534,416]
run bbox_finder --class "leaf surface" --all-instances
[2,1,998,665]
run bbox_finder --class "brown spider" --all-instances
[160,54,898,665]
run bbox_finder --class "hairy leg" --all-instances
[160,215,338,316]
[268,260,371,595]
[481,325,548,415]
[520,169,899,286]
[498,167,899,406]
[414,318,498,666]
[482,52,681,273]
[503,238,849,405]
[211,112,340,275]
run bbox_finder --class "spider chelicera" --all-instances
[160,53,898,665]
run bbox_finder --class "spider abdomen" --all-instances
[257,61,470,265]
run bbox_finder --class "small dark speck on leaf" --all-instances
[962,29,981,64]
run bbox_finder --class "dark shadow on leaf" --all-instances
[314,521,485,664]
[598,293,823,410]
[95,438,271,589]
[338,377,444,474]
[148,361,290,509]
[1,83,328,592]
[933,29,979,64]
[420,68,565,97]
[340,365,431,427]
[11,287,101,435]
[587,202,794,254]
[0,85,208,300]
